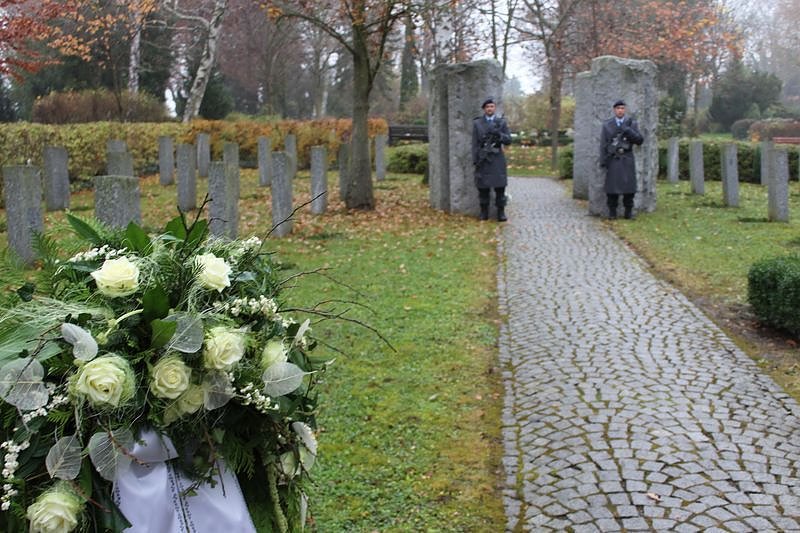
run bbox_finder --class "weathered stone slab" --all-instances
[43,146,69,211]
[2,165,43,264]
[158,136,175,186]
[196,133,210,178]
[760,141,773,186]
[375,134,387,181]
[177,143,196,212]
[258,136,272,187]
[209,160,238,239]
[721,143,739,207]
[107,151,134,177]
[690,140,704,195]
[107,139,127,153]
[768,147,789,222]
[94,175,141,228]
[285,134,297,179]
[667,137,679,184]
[271,152,293,237]
[310,146,327,215]
[338,143,350,203]
[572,72,592,200]
[223,142,240,203]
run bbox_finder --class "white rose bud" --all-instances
[150,355,192,399]
[203,327,246,370]
[26,482,83,533]
[72,355,135,408]
[90,257,139,297]
[163,384,205,425]
[261,339,288,369]
[196,253,231,292]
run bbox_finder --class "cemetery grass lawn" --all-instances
[0,171,506,531]
[506,145,557,176]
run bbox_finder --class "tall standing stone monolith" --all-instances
[2,165,43,264]
[197,133,210,178]
[310,146,328,215]
[690,140,704,195]
[43,146,70,211]
[429,59,503,216]
[574,56,658,217]
[760,140,773,186]
[769,147,789,222]
[107,140,127,153]
[338,143,350,202]
[271,152,293,237]
[375,134,387,181]
[177,144,196,212]
[209,160,238,239]
[159,136,175,186]
[667,137,679,183]
[572,72,593,200]
[94,175,141,228]
[721,143,739,207]
[258,136,272,187]
[223,142,240,203]
[107,151,134,177]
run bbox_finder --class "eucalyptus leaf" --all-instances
[88,429,134,481]
[60,323,98,362]
[0,357,49,410]
[262,362,306,397]
[164,313,204,354]
[202,371,234,410]
[291,319,312,348]
[0,325,42,363]
[46,434,83,480]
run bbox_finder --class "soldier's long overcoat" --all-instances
[472,115,512,189]
[600,117,644,194]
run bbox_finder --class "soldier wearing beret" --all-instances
[600,100,644,219]
[472,98,512,221]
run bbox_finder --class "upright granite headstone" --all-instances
[338,143,350,202]
[177,144,197,212]
[209,161,238,239]
[429,59,503,216]
[43,146,70,211]
[258,136,272,187]
[284,134,297,179]
[107,139,127,153]
[94,175,141,229]
[690,140,704,195]
[223,142,240,203]
[667,137,679,184]
[271,152,293,237]
[374,134,387,181]
[768,147,789,222]
[573,56,658,217]
[310,146,328,215]
[572,72,593,200]
[2,165,43,264]
[760,141,773,186]
[107,151,134,177]
[158,136,175,186]
[197,133,211,178]
[721,143,739,207]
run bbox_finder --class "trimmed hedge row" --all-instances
[748,255,800,337]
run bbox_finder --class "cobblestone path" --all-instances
[498,177,800,532]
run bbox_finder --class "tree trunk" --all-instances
[548,63,563,171]
[346,32,375,210]
[128,24,141,94]
[182,0,228,123]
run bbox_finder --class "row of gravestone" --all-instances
[665,138,792,222]
[2,132,389,265]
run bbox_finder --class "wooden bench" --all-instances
[773,137,800,145]
[388,125,428,145]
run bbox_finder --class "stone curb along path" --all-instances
[498,177,800,532]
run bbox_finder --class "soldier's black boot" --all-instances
[497,205,507,222]
[479,204,489,221]
[624,206,634,220]
[608,207,617,220]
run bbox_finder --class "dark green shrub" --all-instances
[731,119,756,140]
[557,145,573,179]
[748,255,800,336]
[387,143,428,174]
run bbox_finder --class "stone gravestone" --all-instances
[690,140,704,195]
[158,136,175,186]
[2,165,43,264]
[285,134,297,179]
[107,151,134,177]
[760,140,773,186]
[177,144,197,212]
[768,147,789,222]
[209,161,238,239]
[271,152,293,237]
[721,143,739,207]
[374,134,387,181]
[573,56,658,217]
[43,146,70,211]
[338,143,350,202]
[429,58,503,216]
[107,139,127,153]
[667,137,679,184]
[94,175,141,229]
[258,136,272,187]
[572,72,593,200]
[223,142,240,203]
[197,133,211,178]
[310,146,328,215]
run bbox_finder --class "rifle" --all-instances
[476,121,504,166]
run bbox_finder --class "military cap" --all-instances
[481,98,495,108]
[613,99,626,108]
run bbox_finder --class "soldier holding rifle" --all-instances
[472,97,512,221]
[600,99,644,219]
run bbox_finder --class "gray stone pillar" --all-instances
[271,152,293,237]
[285,134,297,179]
[575,56,658,217]
[667,137,679,184]
[177,144,196,212]
[375,134,387,181]
[223,142,240,204]
[429,59,504,216]
[690,140,704,195]
[258,136,272,187]
[94,175,141,229]
[107,151,134,177]
[2,165,43,265]
[43,146,70,211]
[760,141,773,186]
[310,146,328,215]
[197,133,211,178]
[572,72,592,200]
[158,136,175,186]
[721,143,739,207]
[209,161,238,239]
[768,147,789,222]
[338,143,350,203]
[107,139,127,153]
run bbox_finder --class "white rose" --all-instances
[72,355,135,408]
[150,355,192,399]
[261,339,288,369]
[163,384,205,425]
[26,483,82,533]
[196,253,231,292]
[203,327,246,370]
[90,257,139,297]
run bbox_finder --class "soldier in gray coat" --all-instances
[600,100,644,219]
[472,98,512,221]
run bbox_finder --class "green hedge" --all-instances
[748,255,800,336]
[558,145,574,179]
[387,143,428,174]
